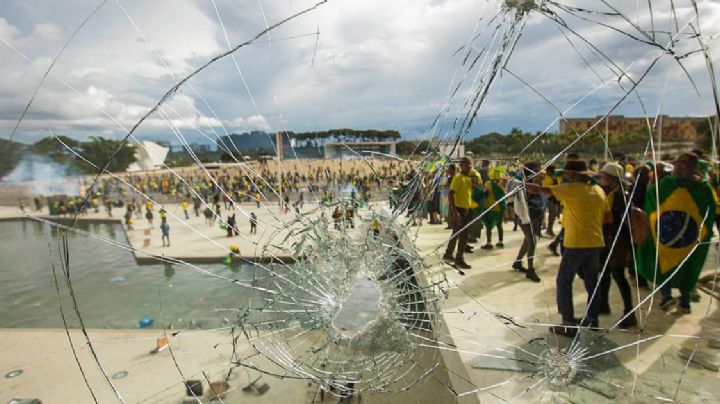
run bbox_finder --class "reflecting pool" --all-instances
[0,219,267,329]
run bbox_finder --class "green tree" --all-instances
[80,136,136,173]
[695,119,714,152]
[0,138,26,177]
[31,136,79,163]
[396,140,418,156]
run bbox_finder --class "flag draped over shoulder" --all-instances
[636,176,716,290]
[480,180,506,228]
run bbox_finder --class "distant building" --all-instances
[216,130,401,159]
[184,143,212,155]
[323,142,396,159]
[281,129,401,159]
[431,140,465,159]
[559,115,712,146]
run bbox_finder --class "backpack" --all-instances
[629,207,649,244]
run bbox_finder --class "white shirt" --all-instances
[507,179,530,225]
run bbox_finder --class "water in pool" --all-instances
[0,219,271,329]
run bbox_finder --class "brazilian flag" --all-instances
[480,180,506,228]
[636,176,716,290]
[468,183,485,238]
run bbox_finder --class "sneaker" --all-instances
[660,297,677,311]
[676,306,692,315]
[481,244,493,250]
[549,325,577,338]
[495,242,504,248]
[576,318,599,329]
[618,313,638,328]
[455,261,471,270]
[464,246,474,253]
[512,262,527,273]
[548,243,559,257]
[526,270,541,283]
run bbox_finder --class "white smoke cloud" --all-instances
[2,155,81,196]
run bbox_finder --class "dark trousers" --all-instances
[547,199,559,233]
[551,229,565,254]
[485,222,504,244]
[445,208,471,261]
[599,266,633,313]
[556,248,602,324]
[661,286,691,308]
[516,216,542,269]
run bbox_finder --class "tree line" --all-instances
[396,126,712,159]
[1,136,137,176]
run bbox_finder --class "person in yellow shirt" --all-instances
[528,160,611,337]
[371,218,381,239]
[443,157,477,271]
[181,200,190,220]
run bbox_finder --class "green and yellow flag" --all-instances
[636,176,716,290]
[480,180,506,228]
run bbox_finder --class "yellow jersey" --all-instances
[551,182,609,248]
[449,173,475,209]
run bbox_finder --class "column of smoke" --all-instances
[2,155,80,196]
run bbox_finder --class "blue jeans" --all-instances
[661,285,691,308]
[556,248,602,325]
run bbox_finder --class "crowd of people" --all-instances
[430,150,718,335]
[21,152,719,335]
[28,160,417,247]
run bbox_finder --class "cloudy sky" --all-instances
[0,0,719,145]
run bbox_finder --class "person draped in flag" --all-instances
[636,152,716,314]
[480,167,506,249]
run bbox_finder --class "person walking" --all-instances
[160,217,170,247]
[193,196,201,217]
[596,162,637,327]
[443,157,477,272]
[250,212,258,235]
[371,218,381,239]
[226,214,236,237]
[480,168,506,249]
[145,208,154,228]
[510,162,543,283]
[182,199,190,220]
[528,160,611,337]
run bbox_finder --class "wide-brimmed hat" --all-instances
[673,152,699,167]
[599,162,625,179]
[563,160,595,176]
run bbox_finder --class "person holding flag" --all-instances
[636,152,716,314]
